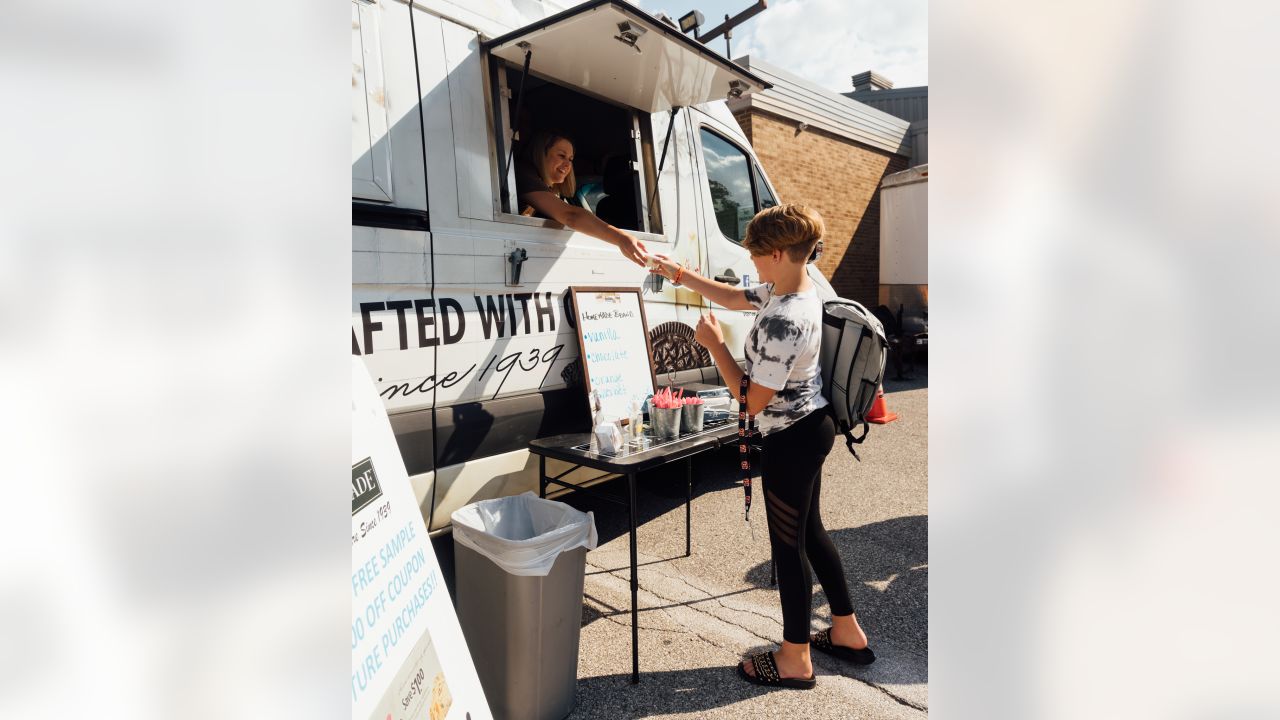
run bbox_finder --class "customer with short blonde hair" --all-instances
[648,203,875,690]
[741,203,825,262]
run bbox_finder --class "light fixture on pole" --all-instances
[694,1,768,57]
[678,10,705,37]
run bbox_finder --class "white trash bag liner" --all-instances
[452,492,598,577]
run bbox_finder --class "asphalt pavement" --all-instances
[435,367,928,719]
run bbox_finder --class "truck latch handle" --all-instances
[508,248,528,286]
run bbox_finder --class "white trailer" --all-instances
[879,164,928,316]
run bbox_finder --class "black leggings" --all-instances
[760,408,854,644]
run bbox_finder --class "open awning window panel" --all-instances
[483,0,770,114]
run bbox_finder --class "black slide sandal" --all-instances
[811,628,877,665]
[736,651,817,690]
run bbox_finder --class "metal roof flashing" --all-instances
[729,55,911,157]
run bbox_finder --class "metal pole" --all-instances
[503,46,533,189]
[628,472,640,684]
[647,106,681,214]
[697,1,767,46]
[685,459,692,557]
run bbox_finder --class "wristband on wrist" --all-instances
[673,264,684,285]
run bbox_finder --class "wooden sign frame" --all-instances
[568,286,659,418]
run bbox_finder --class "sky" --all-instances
[634,0,928,93]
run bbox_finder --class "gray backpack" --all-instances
[819,299,889,458]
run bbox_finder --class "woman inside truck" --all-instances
[515,129,648,267]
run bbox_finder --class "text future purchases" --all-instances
[569,287,658,423]
[352,358,491,720]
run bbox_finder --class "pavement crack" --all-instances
[583,592,690,636]
[586,561,773,660]
[634,562,785,630]
[863,679,928,712]
[595,564,780,648]
[813,656,928,712]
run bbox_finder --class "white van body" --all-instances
[352,0,833,534]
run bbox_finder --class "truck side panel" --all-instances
[354,2,794,533]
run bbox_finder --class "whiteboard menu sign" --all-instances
[569,287,657,422]
[352,358,491,720]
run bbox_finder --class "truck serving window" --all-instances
[490,63,660,234]
[700,128,760,243]
[480,1,770,235]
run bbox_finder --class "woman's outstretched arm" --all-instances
[521,190,648,266]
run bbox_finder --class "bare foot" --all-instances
[742,645,813,680]
[830,615,870,650]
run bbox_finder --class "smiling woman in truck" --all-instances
[515,129,649,267]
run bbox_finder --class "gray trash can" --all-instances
[452,492,598,720]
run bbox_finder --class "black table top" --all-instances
[529,422,739,473]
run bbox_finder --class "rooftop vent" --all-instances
[851,70,893,92]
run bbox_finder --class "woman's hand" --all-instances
[646,253,681,280]
[616,232,649,267]
[694,311,724,348]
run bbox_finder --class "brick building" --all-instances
[727,57,913,308]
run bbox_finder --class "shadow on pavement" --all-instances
[580,585,760,626]
[553,445,743,549]
[569,661,882,719]
[742,515,928,684]
[883,361,928,393]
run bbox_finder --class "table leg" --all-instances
[539,455,546,499]
[685,458,692,557]
[628,471,639,684]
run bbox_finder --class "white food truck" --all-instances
[352,0,834,534]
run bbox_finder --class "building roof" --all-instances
[844,84,929,124]
[726,55,910,157]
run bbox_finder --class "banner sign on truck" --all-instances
[351,358,491,720]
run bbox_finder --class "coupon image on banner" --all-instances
[371,630,452,720]
[352,358,490,720]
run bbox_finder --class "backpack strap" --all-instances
[827,404,863,461]
[844,421,866,461]
[848,418,869,445]
[738,375,761,522]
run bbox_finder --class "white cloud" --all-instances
[630,0,926,92]
[730,0,927,92]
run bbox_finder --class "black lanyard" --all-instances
[738,375,761,522]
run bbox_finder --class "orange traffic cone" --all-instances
[866,386,899,424]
